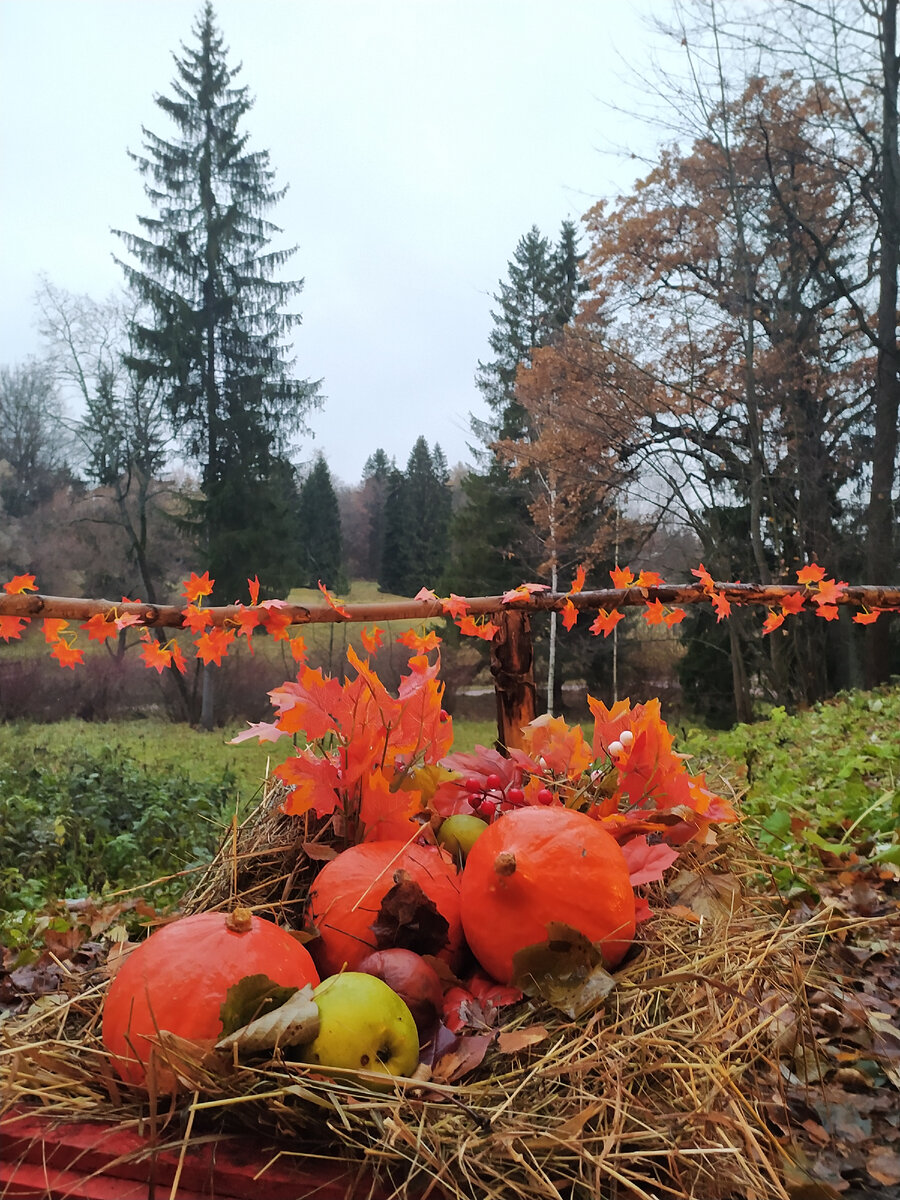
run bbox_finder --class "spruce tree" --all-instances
[297,456,345,591]
[447,222,583,594]
[378,438,452,595]
[114,2,319,602]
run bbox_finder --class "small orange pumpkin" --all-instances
[459,806,636,984]
[305,841,463,977]
[102,908,319,1088]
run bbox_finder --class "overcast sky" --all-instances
[0,0,669,486]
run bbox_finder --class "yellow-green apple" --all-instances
[300,972,420,1084]
[437,814,489,860]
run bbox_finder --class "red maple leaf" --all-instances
[620,834,679,886]
[3,573,37,595]
[643,599,667,626]
[51,639,84,669]
[762,610,785,635]
[194,627,235,666]
[780,592,806,615]
[0,615,26,642]
[361,625,384,654]
[590,609,624,638]
[663,607,686,627]
[610,565,635,588]
[81,613,117,642]
[561,598,578,630]
[182,571,214,603]
[42,618,69,643]
[797,562,826,585]
[853,610,880,625]
[442,593,470,618]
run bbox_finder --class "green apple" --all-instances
[437,814,489,861]
[300,971,420,1084]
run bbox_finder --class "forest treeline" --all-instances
[2,0,899,726]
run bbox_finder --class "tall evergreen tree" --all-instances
[360,448,393,580]
[114,2,319,602]
[378,438,451,595]
[297,456,345,591]
[447,222,584,595]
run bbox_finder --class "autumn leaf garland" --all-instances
[0,561,896,669]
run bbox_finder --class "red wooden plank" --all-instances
[0,1106,391,1200]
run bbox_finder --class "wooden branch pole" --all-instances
[490,609,537,752]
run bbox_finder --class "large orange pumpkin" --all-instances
[102,909,319,1088]
[305,841,463,977]
[460,806,636,984]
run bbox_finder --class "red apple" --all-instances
[357,948,444,1037]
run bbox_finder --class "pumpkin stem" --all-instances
[226,906,253,932]
[494,851,517,877]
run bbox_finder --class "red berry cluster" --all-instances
[463,773,555,820]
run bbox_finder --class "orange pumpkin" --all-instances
[102,908,319,1088]
[305,841,463,977]
[460,806,636,984]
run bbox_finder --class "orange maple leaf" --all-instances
[813,578,847,607]
[396,628,442,653]
[51,639,84,669]
[442,594,470,618]
[663,607,686,627]
[318,581,350,618]
[170,643,188,674]
[643,599,667,626]
[691,564,715,593]
[853,610,879,625]
[569,564,587,595]
[501,582,549,604]
[234,606,260,643]
[182,571,214,603]
[561,598,578,630]
[456,614,499,641]
[260,606,293,641]
[182,604,214,634]
[0,615,26,642]
[289,634,307,662]
[610,565,635,589]
[815,604,840,622]
[797,563,826,585]
[590,609,624,638]
[194,627,235,666]
[762,610,785,635]
[3,573,37,595]
[42,618,69,643]
[361,625,384,654]
[141,640,172,673]
[710,592,731,622]
[636,570,664,588]
[780,592,806,615]
[82,612,118,642]
[247,575,261,606]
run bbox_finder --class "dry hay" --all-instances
[2,794,894,1200]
